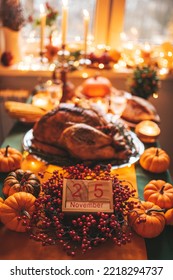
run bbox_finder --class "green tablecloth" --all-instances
[0,122,173,260]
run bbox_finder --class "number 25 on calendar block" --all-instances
[62,179,113,213]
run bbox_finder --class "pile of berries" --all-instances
[27,164,137,256]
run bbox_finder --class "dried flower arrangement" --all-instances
[1,0,25,31]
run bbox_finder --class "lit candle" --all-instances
[61,0,68,47]
[21,153,46,175]
[83,9,90,58]
[40,4,46,53]
[135,120,160,143]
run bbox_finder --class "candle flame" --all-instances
[83,9,89,18]
[62,0,68,7]
[40,4,45,14]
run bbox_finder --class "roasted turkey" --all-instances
[32,103,134,161]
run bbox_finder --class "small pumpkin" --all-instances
[0,145,23,173]
[0,192,36,232]
[82,75,112,97]
[3,169,41,198]
[144,180,173,209]
[128,201,165,238]
[139,147,170,173]
[164,208,173,225]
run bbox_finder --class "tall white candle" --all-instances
[83,9,90,57]
[40,4,46,53]
[62,0,68,46]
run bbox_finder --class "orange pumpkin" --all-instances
[3,169,41,198]
[82,75,112,97]
[139,147,170,173]
[0,192,36,232]
[128,201,165,238]
[164,208,173,225]
[0,145,23,173]
[144,180,173,209]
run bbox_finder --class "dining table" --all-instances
[0,120,173,260]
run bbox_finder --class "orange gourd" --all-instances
[164,208,173,225]
[3,169,41,198]
[143,180,173,209]
[139,147,170,173]
[0,145,23,173]
[82,75,112,97]
[128,201,165,238]
[0,192,36,232]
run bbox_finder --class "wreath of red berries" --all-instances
[27,164,137,256]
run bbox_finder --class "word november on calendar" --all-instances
[62,178,113,213]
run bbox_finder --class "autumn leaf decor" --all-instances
[129,65,160,99]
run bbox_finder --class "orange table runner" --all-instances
[0,225,147,260]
